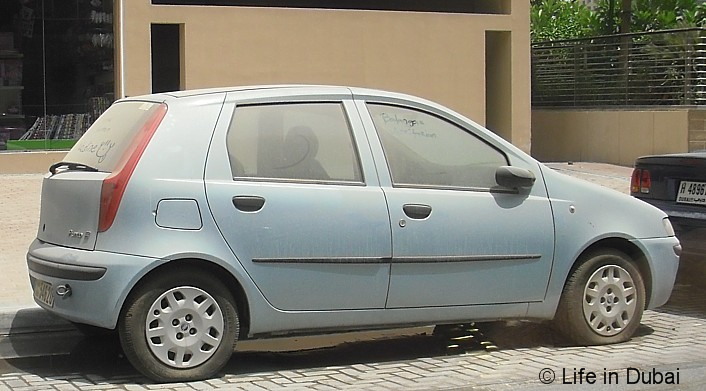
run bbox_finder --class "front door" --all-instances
[205,96,392,311]
[362,102,555,308]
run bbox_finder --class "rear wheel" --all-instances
[555,249,645,345]
[119,270,239,382]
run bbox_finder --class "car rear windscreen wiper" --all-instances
[49,162,100,175]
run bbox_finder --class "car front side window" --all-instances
[367,103,507,189]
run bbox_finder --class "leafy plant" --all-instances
[531,0,595,41]
[532,0,706,41]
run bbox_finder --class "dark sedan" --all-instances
[632,152,706,257]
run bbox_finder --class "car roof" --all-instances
[122,84,434,104]
[160,84,346,98]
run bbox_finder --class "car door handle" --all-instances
[232,196,265,212]
[403,204,432,220]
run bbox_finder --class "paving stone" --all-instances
[337,368,364,378]
[183,383,214,390]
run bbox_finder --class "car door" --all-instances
[205,90,392,311]
[358,101,555,308]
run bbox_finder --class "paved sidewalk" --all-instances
[544,162,633,194]
[0,174,42,310]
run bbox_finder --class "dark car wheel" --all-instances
[555,249,645,345]
[118,270,239,382]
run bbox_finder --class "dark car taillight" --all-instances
[631,169,640,193]
[631,168,651,194]
[98,103,167,232]
[640,169,652,193]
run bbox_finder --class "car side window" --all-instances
[367,103,507,189]
[227,103,363,183]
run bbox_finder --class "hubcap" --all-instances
[146,286,225,368]
[582,265,637,337]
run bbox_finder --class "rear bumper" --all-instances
[28,255,107,281]
[26,239,162,329]
[637,198,706,256]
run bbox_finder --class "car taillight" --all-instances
[98,103,167,232]
[640,169,651,193]
[631,169,641,193]
[631,168,651,195]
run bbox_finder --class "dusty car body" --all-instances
[28,85,680,382]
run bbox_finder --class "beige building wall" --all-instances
[0,152,67,174]
[532,110,691,166]
[115,0,531,152]
[689,110,706,152]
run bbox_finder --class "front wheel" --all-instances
[555,249,646,345]
[118,270,239,382]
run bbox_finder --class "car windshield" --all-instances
[63,101,163,172]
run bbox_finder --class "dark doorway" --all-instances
[151,24,181,93]
[485,31,512,142]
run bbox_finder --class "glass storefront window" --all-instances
[0,0,114,151]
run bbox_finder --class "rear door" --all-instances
[37,101,165,250]
[359,101,555,308]
[204,89,392,311]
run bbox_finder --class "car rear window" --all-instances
[64,101,164,172]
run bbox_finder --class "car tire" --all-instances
[555,249,645,345]
[118,269,239,382]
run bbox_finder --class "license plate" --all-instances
[677,181,706,206]
[32,278,55,308]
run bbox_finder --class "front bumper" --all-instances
[637,198,706,257]
[27,239,162,329]
[637,236,681,309]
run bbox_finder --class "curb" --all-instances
[0,306,73,336]
[0,307,84,360]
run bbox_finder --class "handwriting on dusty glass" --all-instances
[380,113,437,138]
[78,139,116,163]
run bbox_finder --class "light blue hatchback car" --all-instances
[28,85,680,382]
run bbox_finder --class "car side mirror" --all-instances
[495,166,536,189]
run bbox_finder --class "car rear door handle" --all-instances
[403,204,432,220]
[232,196,265,212]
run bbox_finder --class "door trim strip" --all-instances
[252,257,388,264]
[252,254,541,264]
[391,254,542,263]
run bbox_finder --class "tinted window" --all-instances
[64,101,164,172]
[367,104,507,188]
[227,103,362,183]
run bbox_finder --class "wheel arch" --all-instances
[120,258,251,339]
[570,237,653,307]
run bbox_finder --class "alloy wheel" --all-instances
[582,264,637,337]
[145,286,225,368]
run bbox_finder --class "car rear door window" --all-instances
[227,103,363,183]
[367,103,507,189]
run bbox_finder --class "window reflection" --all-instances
[0,0,114,151]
